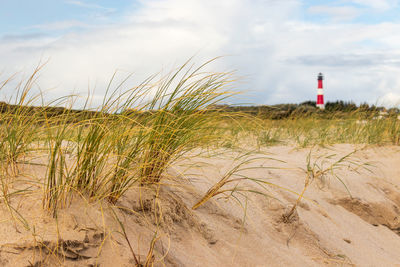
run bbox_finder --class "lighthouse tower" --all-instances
[316,73,325,109]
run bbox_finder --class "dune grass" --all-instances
[0,59,237,215]
[217,115,400,148]
[0,67,43,176]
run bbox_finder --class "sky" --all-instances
[1,0,400,107]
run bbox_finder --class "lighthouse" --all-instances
[316,73,325,109]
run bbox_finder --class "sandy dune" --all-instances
[1,144,400,266]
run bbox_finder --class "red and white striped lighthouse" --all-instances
[316,73,325,109]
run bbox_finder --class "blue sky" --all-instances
[303,0,400,24]
[1,0,400,107]
[0,0,135,35]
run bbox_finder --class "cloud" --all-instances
[65,0,115,11]
[307,5,361,21]
[29,20,90,31]
[0,33,47,42]
[346,0,399,10]
[0,0,400,107]
[290,53,400,67]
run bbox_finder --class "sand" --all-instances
[1,144,400,266]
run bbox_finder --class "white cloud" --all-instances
[65,0,114,11]
[29,20,90,31]
[346,0,399,10]
[1,0,400,107]
[379,92,400,107]
[307,5,361,21]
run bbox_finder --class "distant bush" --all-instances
[325,101,357,112]
[299,100,316,107]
